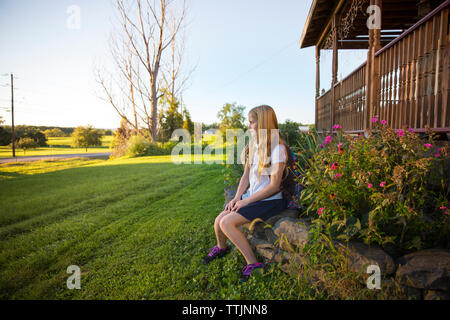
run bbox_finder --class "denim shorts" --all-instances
[236,195,287,222]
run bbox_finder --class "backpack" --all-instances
[279,143,304,210]
[244,142,304,210]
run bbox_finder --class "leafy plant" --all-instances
[299,119,449,254]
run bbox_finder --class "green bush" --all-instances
[126,135,151,157]
[144,141,170,156]
[299,119,449,254]
[279,119,303,146]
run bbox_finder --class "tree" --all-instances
[158,92,184,142]
[0,127,11,146]
[95,0,189,142]
[16,137,38,154]
[43,128,65,137]
[71,125,103,152]
[21,129,47,147]
[182,108,194,136]
[217,102,246,132]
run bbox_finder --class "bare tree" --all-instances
[159,19,196,115]
[95,0,188,142]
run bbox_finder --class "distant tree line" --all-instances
[0,125,113,146]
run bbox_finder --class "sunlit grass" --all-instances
[0,155,309,300]
[0,136,113,158]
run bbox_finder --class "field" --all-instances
[0,136,114,158]
[0,155,312,299]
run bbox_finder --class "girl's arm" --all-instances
[241,162,284,204]
[233,162,250,201]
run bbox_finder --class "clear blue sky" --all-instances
[0,0,368,129]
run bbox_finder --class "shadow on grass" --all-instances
[0,171,25,180]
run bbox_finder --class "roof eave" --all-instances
[299,0,319,49]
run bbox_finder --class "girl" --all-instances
[202,105,288,283]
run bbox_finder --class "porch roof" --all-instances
[299,0,441,49]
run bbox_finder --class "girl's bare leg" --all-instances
[214,210,231,248]
[219,213,257,265]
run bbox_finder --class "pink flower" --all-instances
[334,173,342,180]
[397,129,404,137]
[375,115,379,118]
[368,183,373,188]
[372,117,378,123]
[380,181,386,187]
[330,163,338,170]
[409,128,414,133]
[324,136,332,144]
[434,153,441,157]
[318,207,325,215]
[368,172,371,176]
[333,124,342,130]
[381,120,387,125]
[337,142,344,154]
[440,206,449,215]
[424,143,433,148]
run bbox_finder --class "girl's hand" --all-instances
[230,199,249,214]
[225,197,239,212]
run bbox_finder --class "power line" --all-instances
[208,40,297,94]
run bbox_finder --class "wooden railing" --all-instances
[316,2,449,134]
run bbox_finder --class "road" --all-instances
[0,152,112,164]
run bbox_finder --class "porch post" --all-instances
[370,0,382,130]
[364,0,375,131]
[331,14,338,133]
[315,45,320,129]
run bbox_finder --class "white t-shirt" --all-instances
[241,143,287,201]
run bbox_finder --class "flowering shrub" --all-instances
[299,118,449,253]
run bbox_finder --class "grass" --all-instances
[0,136,114,158]
[0,154,313,300]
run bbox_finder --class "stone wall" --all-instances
[224,185,450,300]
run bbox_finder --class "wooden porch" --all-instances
[300,0,450,135]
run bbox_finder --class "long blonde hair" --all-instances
[243,105,287,183]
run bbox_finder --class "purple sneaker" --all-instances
[202,245,230,265]
[240,262,264,283]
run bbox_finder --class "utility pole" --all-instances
[10,73,15,157]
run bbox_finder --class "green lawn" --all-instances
[0,155,312,299]
[0,136,113,158]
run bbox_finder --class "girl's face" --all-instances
[248,115,257,131]
[248,114,258,143]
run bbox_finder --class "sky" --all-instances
[0,0,369,130]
